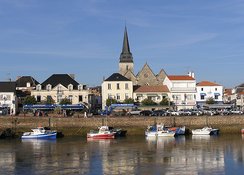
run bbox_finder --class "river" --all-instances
[1,134,244,175]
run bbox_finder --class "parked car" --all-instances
[151,110,166,116]
[203,110,218,116]
[178,109,192,116]
[140,110,152,116]
[166,110,180,116]
[127,109,141,115]
[190,109,203,116]
[230,110,243,115]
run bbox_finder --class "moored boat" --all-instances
[108,127,127,137]
[145,124,175,137]
[241,129,244,134]
[167,126,186,135]
[21,127,57,139]
[192,126,219,135]
[87,126,115,139]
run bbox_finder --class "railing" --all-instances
[170,87,196,92]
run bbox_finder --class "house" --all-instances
[102,73,133,109]
[31,74,92,107]
[196,81,223,108]
[16,76,39,92]
[164,72,196,110]
[230,83,244,110]
[0,82,18,115]
[133,85,170,105]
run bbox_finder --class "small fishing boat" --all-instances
[87,126,115,139]
[192,126,219,135]
[167,126,186,135]
[145,124,175,137]
[108,127,127,137]
[241,128,244,134]
[21,127,57,139]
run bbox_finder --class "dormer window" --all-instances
[36,84,42,91]
[26,82,31,87]
[46,84,52,91]
[78,84,83,91]
[68,84,73,91]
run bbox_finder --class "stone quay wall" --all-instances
[1,115,244,136]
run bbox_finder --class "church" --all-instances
[119,27,167,86]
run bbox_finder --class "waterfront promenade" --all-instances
[1,115,244,136]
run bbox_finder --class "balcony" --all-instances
[170,87,196,92]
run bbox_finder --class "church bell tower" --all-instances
[119,27,134,76]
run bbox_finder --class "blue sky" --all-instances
[0,0,244,88]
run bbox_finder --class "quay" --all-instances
[1,115,244,137]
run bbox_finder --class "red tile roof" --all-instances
[224,89,232,95]
[167,75,195,80]
[134,85,169,93]
[197,81,221,86]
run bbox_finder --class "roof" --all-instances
[119,26,133,63]
[224,89,232,96]
[0,82,16,93]
[41,74,79,89]
[134,85,169,93]
[167,75,195,81]
[104,73,131,81]
[197,81,221,86]
[16,76,39,87]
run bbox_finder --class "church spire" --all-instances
[119,26,133,63]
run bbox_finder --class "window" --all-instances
[68,95,73,103]
[78,85,83,91]
[117,83,120,90]
[36,96,41,102]
[36,85,41,91]
[46,85,51,91]
[125,93,129,99]
[79,95,83,102]
[215,95,218,100]
[126,65,129,71]
[201,88,203,91]
[125,83,129,90]
[108,94,112,99]
[215,88,217,91]
[68,85,73,91]
[108,83,111,90]
[26,82,30,87]
[116,93,120,100]
[200,95,205,100]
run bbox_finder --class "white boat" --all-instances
[21,127,57,139]
[167,126,186,135]
[145,124,175,137]
[192,126,219,135]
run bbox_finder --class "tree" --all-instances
[159,98,170,106]
[41,96,55,105]
[206,97,215,104]
[123,98,134,104]
[141,98,157,106]
[23,95,37,105]
[59,98,72,105]
[106,98,117,106]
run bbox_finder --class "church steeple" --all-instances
[119,26,133,63]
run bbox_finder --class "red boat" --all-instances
[87,126,115,139]
[241,129,244,134]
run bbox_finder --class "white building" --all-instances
[0,82,18,115]
[196,81,223,107]
[102,73,133,109]
[163,72,196,110]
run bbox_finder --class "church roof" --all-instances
[134,85,169,93]
[104,73,131,81]
[197,81,221,86]
[168,75,195,80]
[119,26,133,63]
[41,74,79,89]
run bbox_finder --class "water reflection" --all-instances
[1,135,244,174]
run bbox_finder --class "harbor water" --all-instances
[1,134,244,175]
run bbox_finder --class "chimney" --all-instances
[69,74,75,80]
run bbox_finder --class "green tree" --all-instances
[206,97,215,104]
[106,98,117,106]
[41,96,55,105]
[159,98,170,106]
[141,98,157,106]
[59,98,72,105]
[123,98,134,104]
[23,95,37,105]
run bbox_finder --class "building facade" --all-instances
[196,81,223,107]
[102,73,133,109]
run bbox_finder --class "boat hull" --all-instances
[21,132,57,139]
[241,129,244,134]
[87,133,115,139]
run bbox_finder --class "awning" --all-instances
[200,93,206,96]
[214,93,220,96]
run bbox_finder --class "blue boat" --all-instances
[21,127,57,139]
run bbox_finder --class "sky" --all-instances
[0,0,244,88]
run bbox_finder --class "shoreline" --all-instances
[1,115,244,136]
